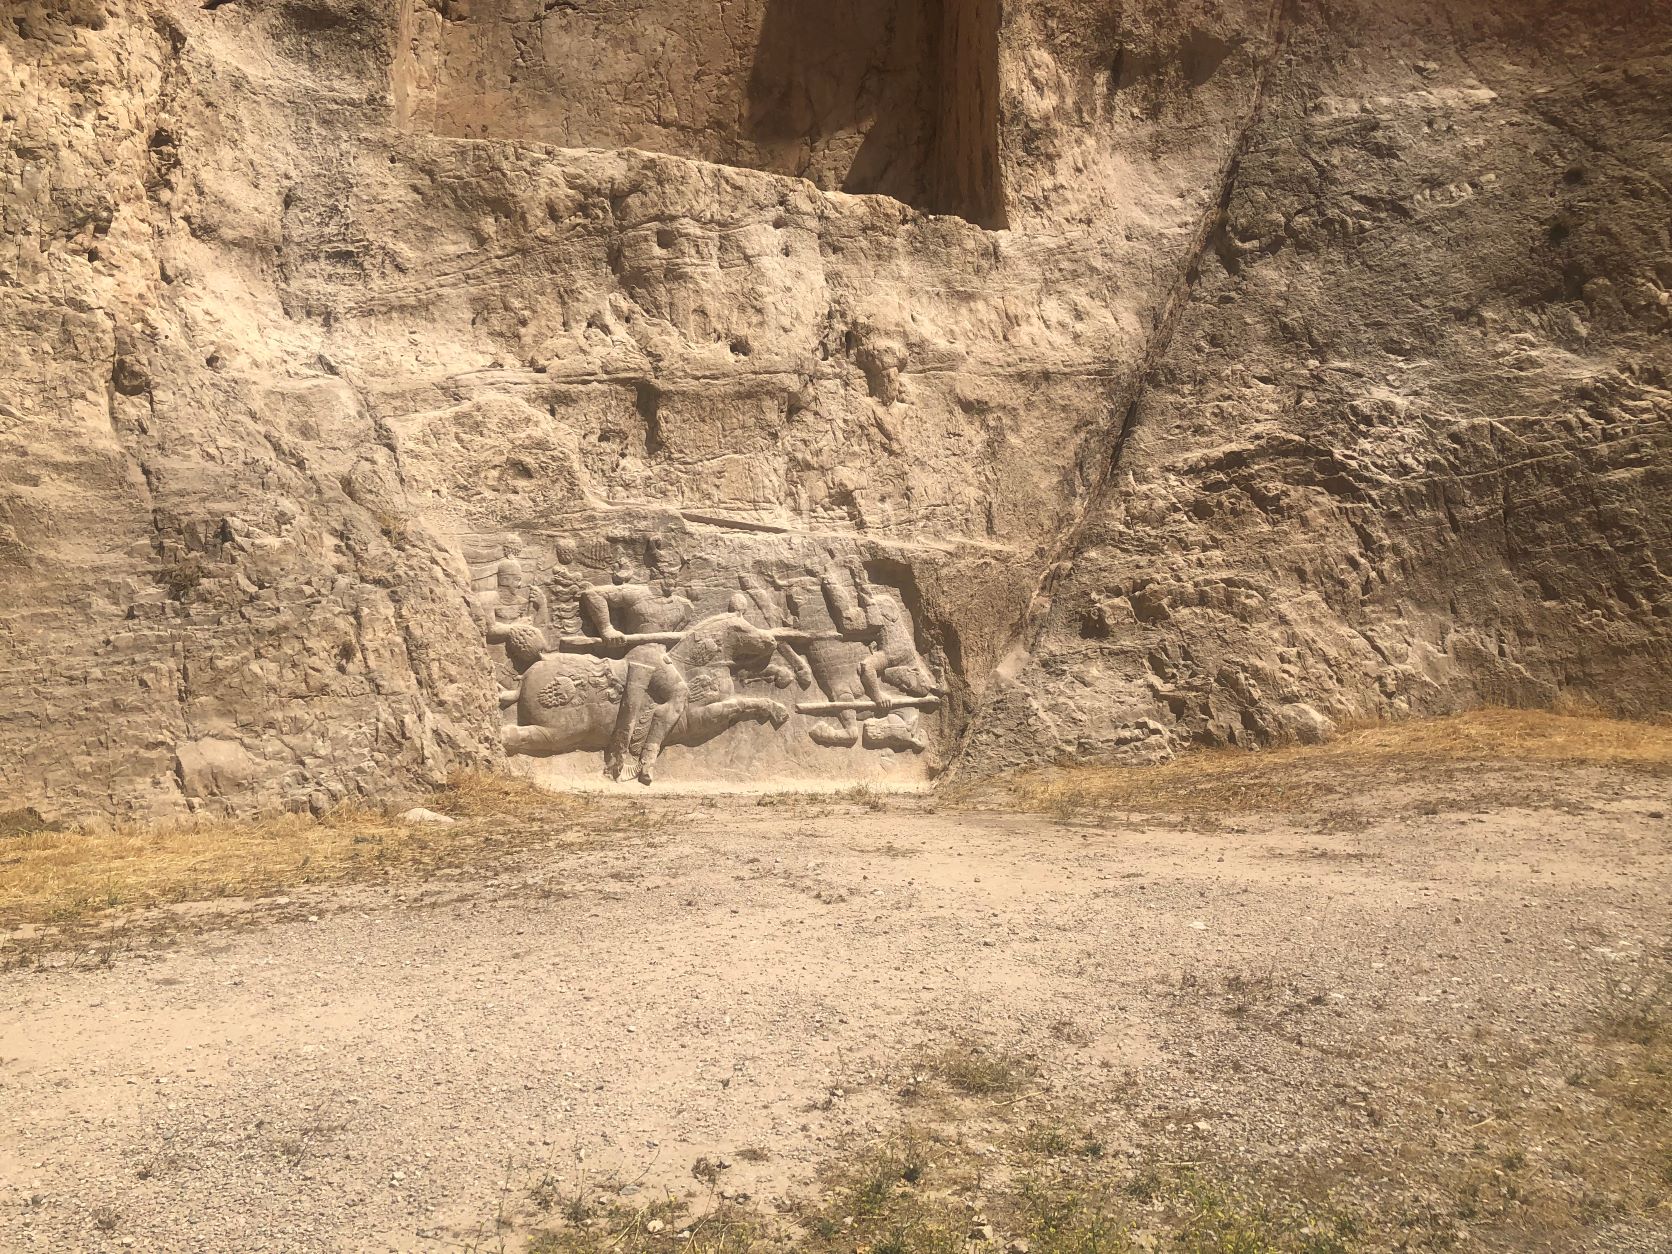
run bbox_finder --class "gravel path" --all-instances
[2,768,1668,1251]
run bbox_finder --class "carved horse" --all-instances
[500,612,790,782]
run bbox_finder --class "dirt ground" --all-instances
[1,746,1668,1252]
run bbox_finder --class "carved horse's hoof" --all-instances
[808,719,857,747]
[636,765,655,786]
[766,701,791,729]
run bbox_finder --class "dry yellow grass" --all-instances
[990,707,1672,818]
[4,711,1666,929]
[0,771,586,929]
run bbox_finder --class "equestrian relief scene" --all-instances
[473,531,945,787]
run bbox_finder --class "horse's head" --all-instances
[722,615,779,672]
[674,612,779,673]
[486,620,548,673]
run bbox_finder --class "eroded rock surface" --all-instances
[1,0,1667,816]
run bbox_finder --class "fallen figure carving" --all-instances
[488,613,791,783]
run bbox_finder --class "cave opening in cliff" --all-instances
[394,0,1005,227]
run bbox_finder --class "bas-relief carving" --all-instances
[472,532,944,784]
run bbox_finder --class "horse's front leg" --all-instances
[637,680,690,785]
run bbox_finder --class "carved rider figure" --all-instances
[623,601,783,781]
[580,565,694,781]
[737,572,813,690]
[851,566,940,708]
[490,620,549,710]
[782,564,874,748]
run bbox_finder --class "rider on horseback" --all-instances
[580,566,694,781]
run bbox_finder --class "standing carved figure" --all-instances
[542,538,586,637]
[475,538,537,626]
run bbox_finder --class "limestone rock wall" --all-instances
[394,0,1005,223]
[0,0,1666,817]
[960,0,1672,772]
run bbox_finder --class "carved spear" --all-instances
[554,632,686,651]
[794,696,941,714]
[555,628,849,653]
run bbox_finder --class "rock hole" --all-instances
[287,4,348,32]
[635,382,665,456]
[1179,30,1233,88]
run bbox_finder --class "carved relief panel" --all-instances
[464,517,945,787]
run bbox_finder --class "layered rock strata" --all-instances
[1,0,1666,816]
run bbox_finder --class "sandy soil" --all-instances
[0,762,1668,1252]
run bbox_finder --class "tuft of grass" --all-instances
[1408,961,1672,1244]
[1223,966,1283,1018]
[990,708,1672,818]
[374,510,410,543]
[479,968,1671,1254]
[528,1170,566,1215]
[1163,1170,1360,1254]
[921,1043,1036,1097]
[468,1049,1600,1254]
[527,1197,762,1254]
[1010,1175,1132,1254]
[1048,1017,1094,1046]
[1022,1122,1106,1162]
[159,554,208,600]
[691,1156,723,1186]
[834,784,889,812]
[1592,970,1671,1049]
[428,769,571,820]
[793,1135,1362,1254]
[801,1131,966,1254]
[0,771,587,930]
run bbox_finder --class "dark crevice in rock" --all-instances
[1010,0,1296,661]
[635,381,665,457]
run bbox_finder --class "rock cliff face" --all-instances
[2,0,1667,817]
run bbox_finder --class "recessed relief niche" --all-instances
[394,0,1005,226]
[468,519,948,789]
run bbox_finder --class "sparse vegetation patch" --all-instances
[0,771,592,931]
[988,709,1672,819]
